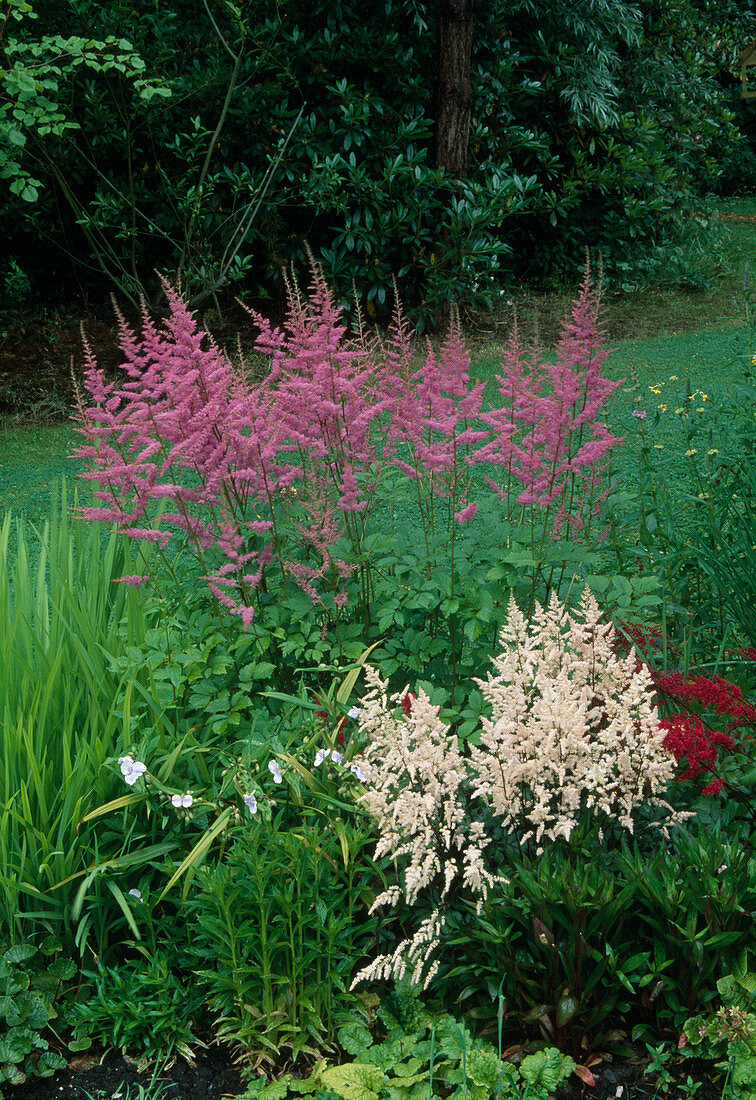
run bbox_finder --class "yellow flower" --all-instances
[685,449,697,456]
[701,393,707,401]
[707,449,718,456]
[675,407,685,415]
[649,385,662,394]
[697,493,710,500]
[658,404,667,412]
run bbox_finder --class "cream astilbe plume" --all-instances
[357,667,495,909]
[470,588,677,850]
[353,668,496,987]
[353,589,678,988]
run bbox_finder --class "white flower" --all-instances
[243,792,258,814]
[128,889,142,901]
[314,749,328,766]
[118,756,147,786]
[268,760,283,784]
[347,707,363,719]
[350,763,366,781]
[171,793,193,809]
[331,751,343,766]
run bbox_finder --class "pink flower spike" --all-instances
[453,502,478,524]
[112,575,149,587]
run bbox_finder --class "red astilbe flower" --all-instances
[401,691,417,715]
[653,670,756,731]
[613,625,754,796]
[659,713,735,785]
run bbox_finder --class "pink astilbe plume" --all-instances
[477,268,620,534]
[246,265,385,517]
[75,281,277,623]
[75,263,622,628]
[381,309,488,529]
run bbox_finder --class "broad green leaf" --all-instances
[320,1063,385,1100]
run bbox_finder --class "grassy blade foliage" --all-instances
[0,488,152,942]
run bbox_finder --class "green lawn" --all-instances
[0,423,81,525]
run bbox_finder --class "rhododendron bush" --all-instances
[352,589,681,988]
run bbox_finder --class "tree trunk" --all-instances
[435,0,475,178]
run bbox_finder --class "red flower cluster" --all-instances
[313,694,349,746]
[653,670,756,731]
[614,623,755,797]
[659,713,734,789]
[401,691,417,716]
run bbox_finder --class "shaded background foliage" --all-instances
[1,0,755,326]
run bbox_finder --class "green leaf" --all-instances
[35,1049,66,1076]
[0,1033,31,1063]
[320,1063,385,1100]
[338,1023,374,1055]
[2,945,36,966]
[45,958,76,981]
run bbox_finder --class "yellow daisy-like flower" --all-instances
[685,449,697,457]
[649,385,662,394]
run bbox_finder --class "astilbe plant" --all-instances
[75,264,620,645]
[353,590,680,989]
[477,269,620,542]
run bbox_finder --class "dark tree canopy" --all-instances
[1,0,754,325]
